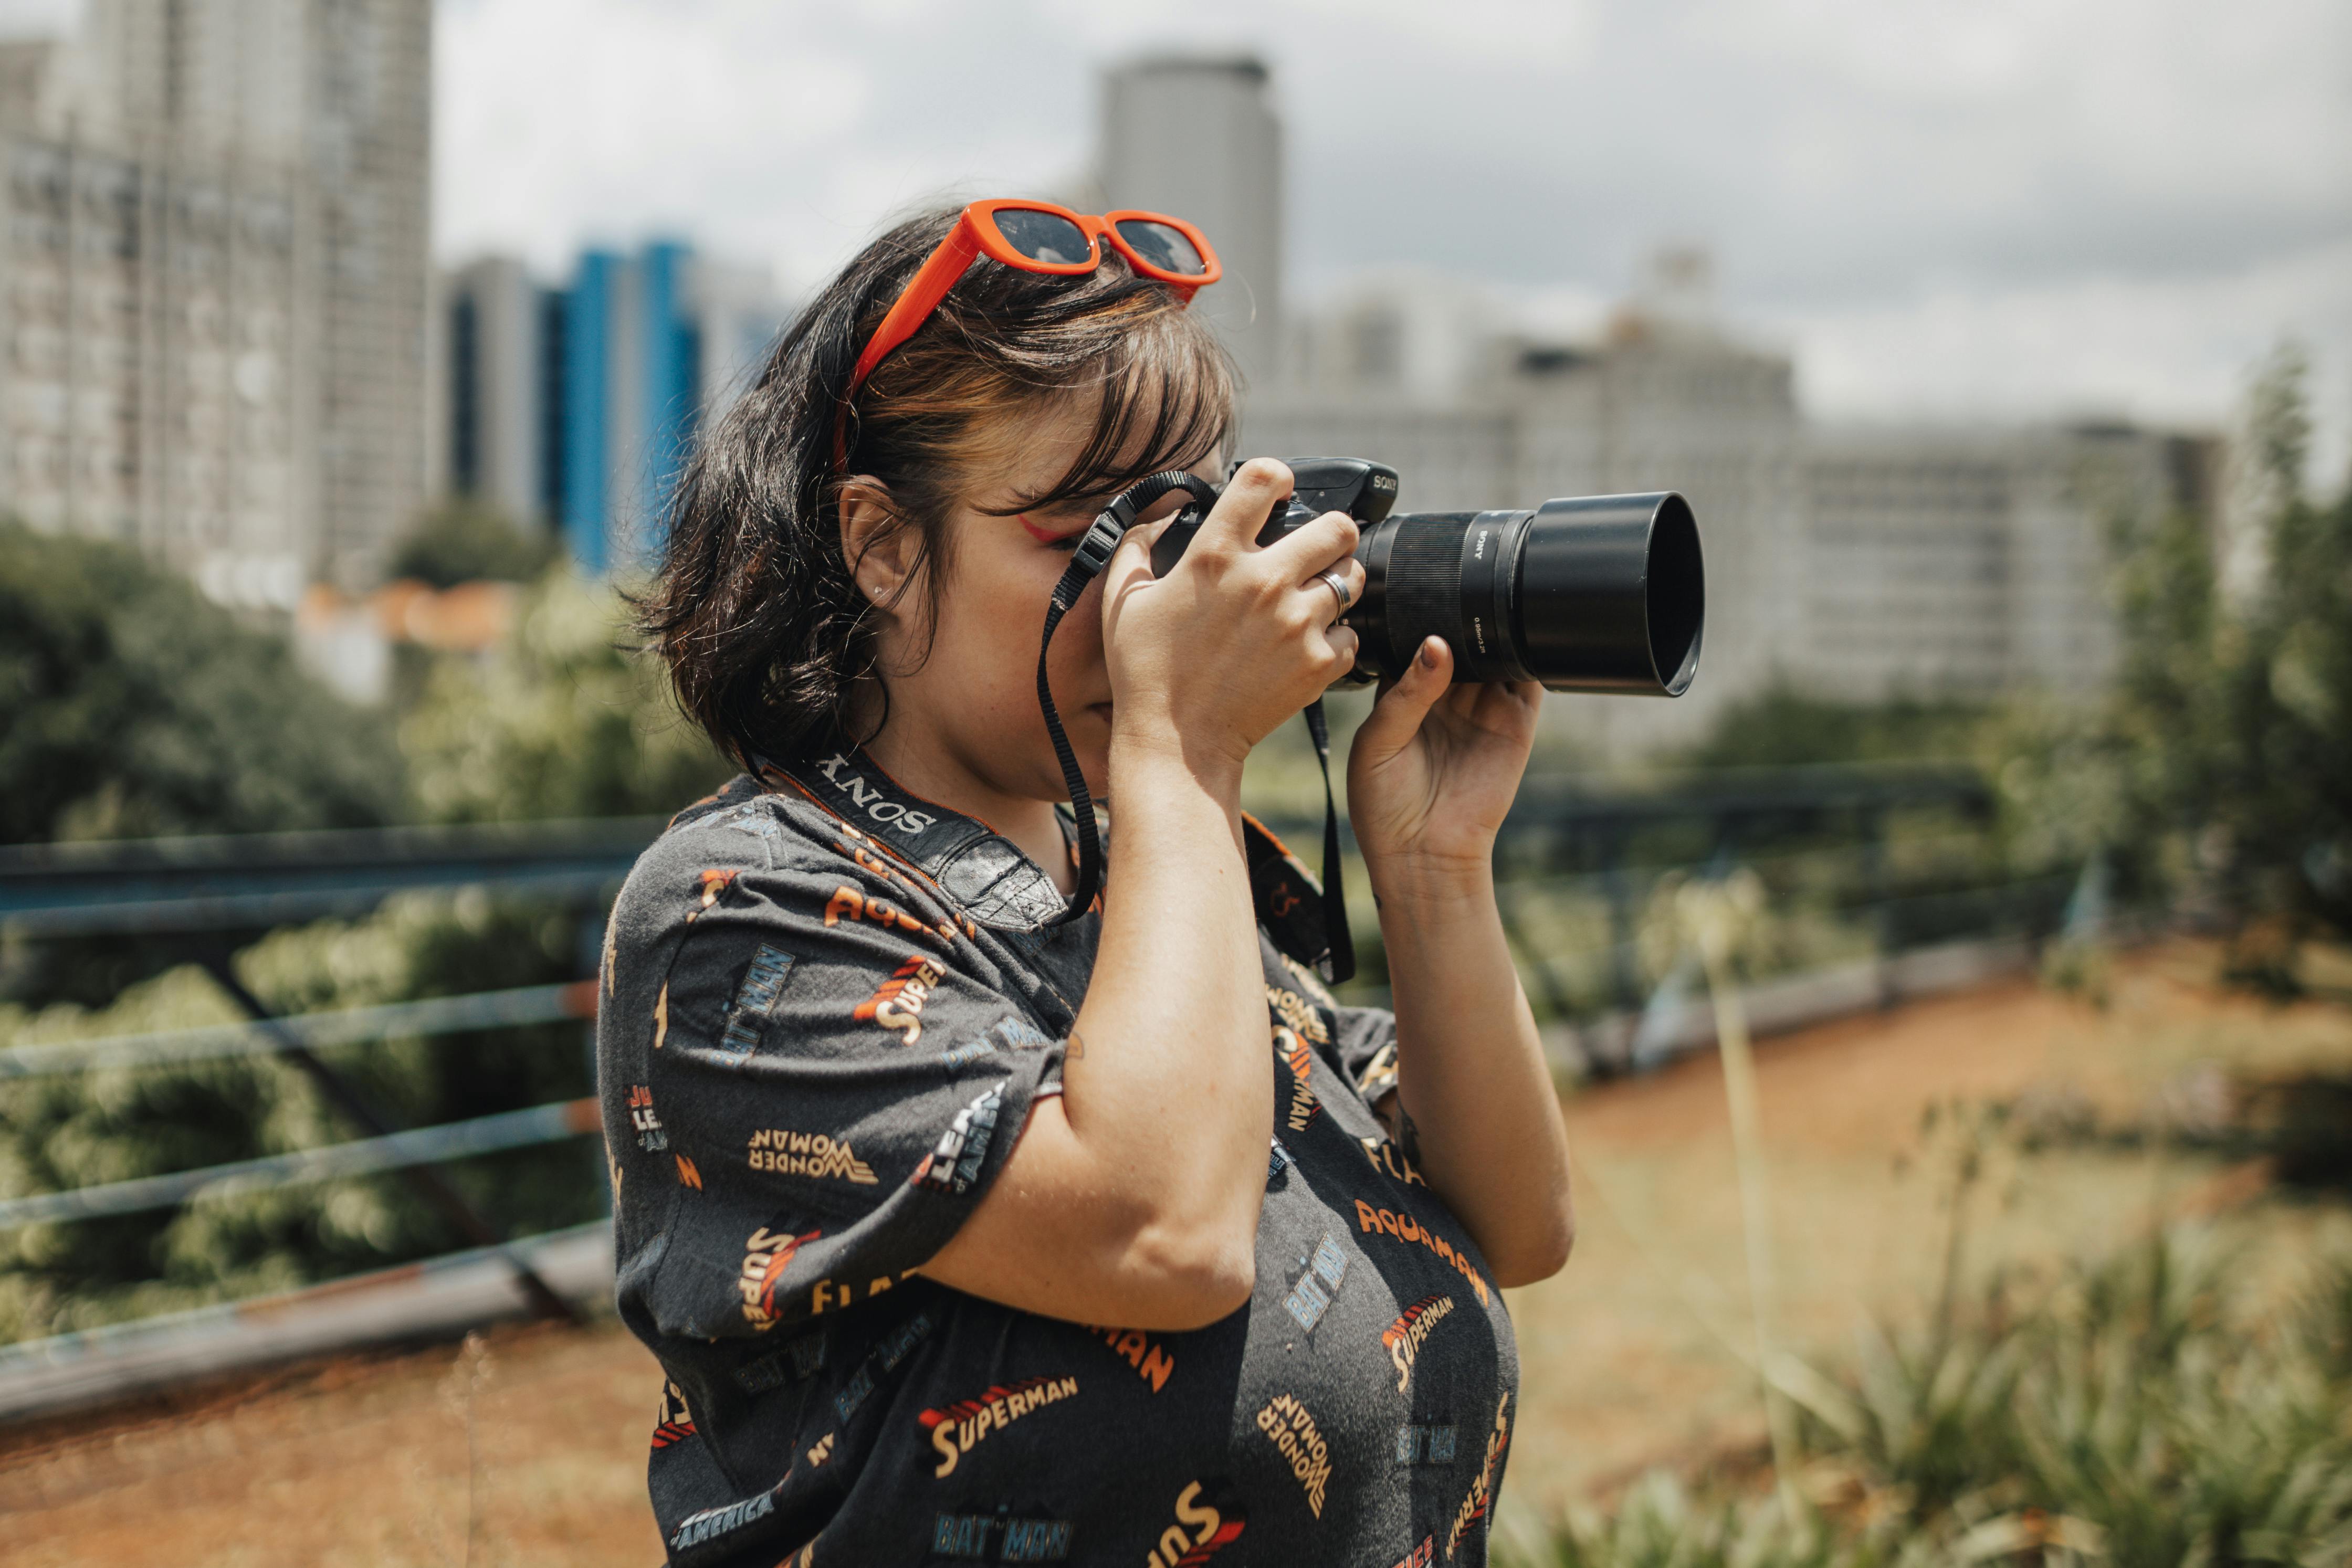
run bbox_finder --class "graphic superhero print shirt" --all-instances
[599,748,1520,1568]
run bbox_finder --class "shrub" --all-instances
[1510,1229,2352,1567]
[0,522,403,847]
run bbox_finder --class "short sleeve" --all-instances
[617,840,1063,1343]
[1331,1006,1400,1107]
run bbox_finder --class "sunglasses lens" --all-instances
[994,209,1092,266]
[1114,219,1208,276]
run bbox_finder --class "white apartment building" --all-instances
[0,0,430,600]
[1795,422,2197,703]
[1247,270,2212,758]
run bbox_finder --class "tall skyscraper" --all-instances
[1100,55,1284,390]
[0,0,430,596]
[307,0,432,588]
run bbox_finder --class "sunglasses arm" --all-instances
[849,220,983,392]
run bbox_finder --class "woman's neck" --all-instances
[857,724,1076,897]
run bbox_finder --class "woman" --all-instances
[604,199,1574,1567]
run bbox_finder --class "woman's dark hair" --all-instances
[640,204,1236,770]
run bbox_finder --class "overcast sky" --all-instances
[441,0,2351,469]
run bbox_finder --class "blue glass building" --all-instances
[448,239,785,576]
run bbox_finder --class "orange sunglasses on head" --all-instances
[836,199,1221,463]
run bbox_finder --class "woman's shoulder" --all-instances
[611,774,889,945]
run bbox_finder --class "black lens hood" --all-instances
[1512,491,1704,696]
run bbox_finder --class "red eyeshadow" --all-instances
[1018,513,1080,543]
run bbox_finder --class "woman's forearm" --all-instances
[1064,741,1275,1248]
[1374,865,1575,1287]
[921,741,1276,1328]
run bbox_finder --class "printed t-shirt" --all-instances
[598,749,1520,1567]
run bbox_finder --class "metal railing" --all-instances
[0,818,653,1330]
[0,1096,601,1229]
[0,764,2054,1408]
[0,815,663,938]
[0,981,597,1081]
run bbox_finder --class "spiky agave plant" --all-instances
[1499,1473,1906,1568]
[1518,1231,2352,1566]
[2001,1231,2352,1567]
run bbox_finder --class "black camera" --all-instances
[1151,458,1705,697]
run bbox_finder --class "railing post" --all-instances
[1860,805,1894,1008]
[1602,830,1641,1075]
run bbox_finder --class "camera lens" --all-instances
[1351,491,1704,696]
[1143,462,1705,698]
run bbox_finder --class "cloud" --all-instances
[432,0,2352,438]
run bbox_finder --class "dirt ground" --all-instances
[4,940,2348,1566]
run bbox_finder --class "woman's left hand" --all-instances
[1346,635,1542,891]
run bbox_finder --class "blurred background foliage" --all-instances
[385,497,562,590]
[0,506,726,1341]
[0,360,2346,1375]
[1989,346,2352,988]
[0,520,405,846]
[398,565,731,826]
[0,896,603,1342]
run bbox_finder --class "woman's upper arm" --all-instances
[610,838,1063,1340]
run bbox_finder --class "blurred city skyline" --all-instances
[426,0,2351,473]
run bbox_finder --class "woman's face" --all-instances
[852,396,1216,808]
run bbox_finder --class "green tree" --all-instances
[0,543,724,1341]
[2123,348,2350,966]
[0,522,404,846]
[385,499,561,588]
[399,569,730,823]
[1993,345,2352,981]
[1678,686,1989,772]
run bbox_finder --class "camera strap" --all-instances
[1034,471,1357,984]
[1298,696,1359,984]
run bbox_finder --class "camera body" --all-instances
[1150,457,1705,697]
[1149,457,1401,575]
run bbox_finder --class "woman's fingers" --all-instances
[1354,635,1452,764]
[1192,457,1294,555]
[1098,510,1164,610]
[1259,507,1359,583]
[1099,461,1387,755]
[1299,556,1367,624]
[1167,458,1357,587]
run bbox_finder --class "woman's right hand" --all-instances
[1097,459,1368,779]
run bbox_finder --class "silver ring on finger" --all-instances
[1316,567,1354,618]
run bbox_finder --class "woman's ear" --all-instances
[838,478,922,611]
